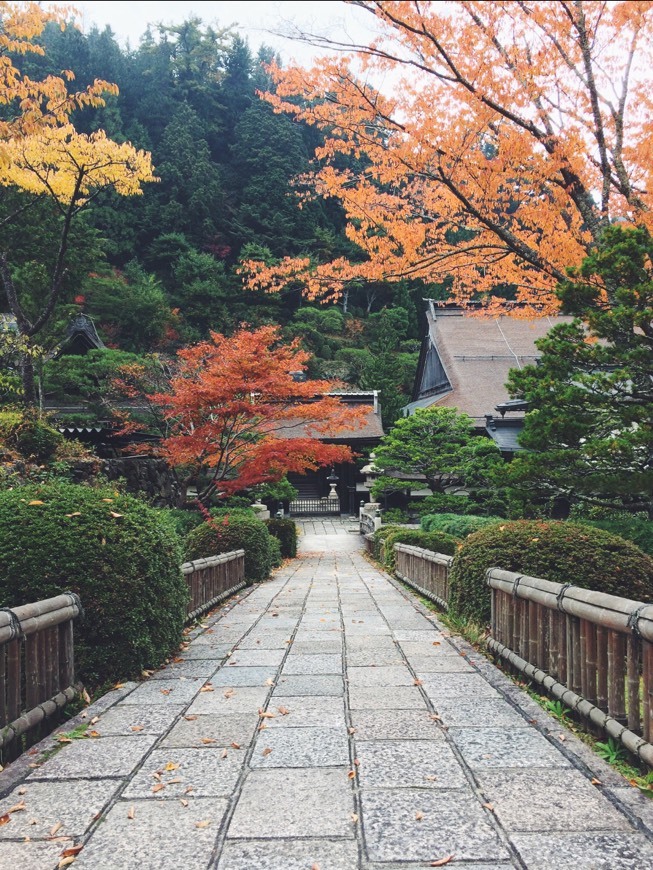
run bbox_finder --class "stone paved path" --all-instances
[1,520,653,869]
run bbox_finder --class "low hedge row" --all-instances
[265,518,298,558]
[376,517,653,629]
[448,520,653,624]
[420,513,503,537]
[185,510,276,584]
[372,526,459,570]
[0,482,188,687]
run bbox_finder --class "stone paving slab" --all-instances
[28,734,158,780]
[186,685,269,715]
[356,739,466,789]
[227,768,355,839]
[361,788,510,863]
[0,842,65,870]
[0,779,119,839]
[93,704,186,736]
[282,653,343,674]
[510,831,653,868]
[74,798,227,870]
[476,769,632,832]
[161,713,259,748]
[123,746,243,798]
[351,709,444,741]
[272,674,344,696]
[448,726,572,770]
[118,678,206,706]
[347,665,415,686]
[0,520,649,869]
[432,697,529,728]
[348,685,427,709]
[224,649,286,667]
[251,725,350,767]
[217,838,360,870]
[261,695,346,729]
[210,665,278,686]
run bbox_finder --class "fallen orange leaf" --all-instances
[430,856,454,867]
[61,845,84,858]
[0,814,10,826]
[127,806,135,820]
[49,821,63,837]
[195,820,210,829]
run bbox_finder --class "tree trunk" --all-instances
[20,352,37,408]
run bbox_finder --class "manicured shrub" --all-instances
[0,411,63,461]
[449,520,653,624]
[162,507,204,538]
[381,528,459,571]
[185,512,273,584]
[0,482,188,686]
[268,535,282,569]
[578,516,653,559]
[372,525,403,562]
[421,513,503,538]
[265,518,298,558]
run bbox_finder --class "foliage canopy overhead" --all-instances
[246,0,653,311]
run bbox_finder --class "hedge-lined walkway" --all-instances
[1,519,653,869]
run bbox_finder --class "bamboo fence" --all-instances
[486,567,653,766]
[394,544,453,611]
[0,593,82,759]
[182,550,246,624]
[388,542,653,766]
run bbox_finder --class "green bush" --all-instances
[162,507,204,538]
[577,516,653,559]
[381,528,459,571]
[449,520,653,624]
[268,535,282,569]
[265,518,298,558]
[421,513,503,537]
[0,411,63,461]
[186,513,273,584]
[0,482,188,686]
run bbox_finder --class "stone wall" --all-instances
[101,457,184,507]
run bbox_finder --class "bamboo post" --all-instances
[627,635,641,733]
[585,621,598,706]
[607,631,627,723]
[644,641,653,742]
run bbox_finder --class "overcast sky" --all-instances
[75,1,378,65]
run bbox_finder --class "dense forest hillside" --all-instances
[1,17,441,426]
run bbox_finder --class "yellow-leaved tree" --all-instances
[244,0,653,313]
[0,1,157,403]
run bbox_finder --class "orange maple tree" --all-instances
[151,325,365,503]
[0,2,156,402]
[245,1,653,313]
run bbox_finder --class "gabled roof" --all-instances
[405,302,570,424]
[274,391,384,442]
[52,314,105,358]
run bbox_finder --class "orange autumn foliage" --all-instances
[244,1,653,314]
[155,326,366,501]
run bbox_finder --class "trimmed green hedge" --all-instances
[380,528,459,571]
[185,512,273,584]
[265,518,298,558]
[449,520,653,624]
[371,525,459,570]
[421,513,503,537]
[578,516,653,559]
[0,482,188,686]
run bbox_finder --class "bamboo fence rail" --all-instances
[387,542,653,766]
[486,567,653,766]
[394,544,453,611]
[0,593,82,759]
[182,550,246,624]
